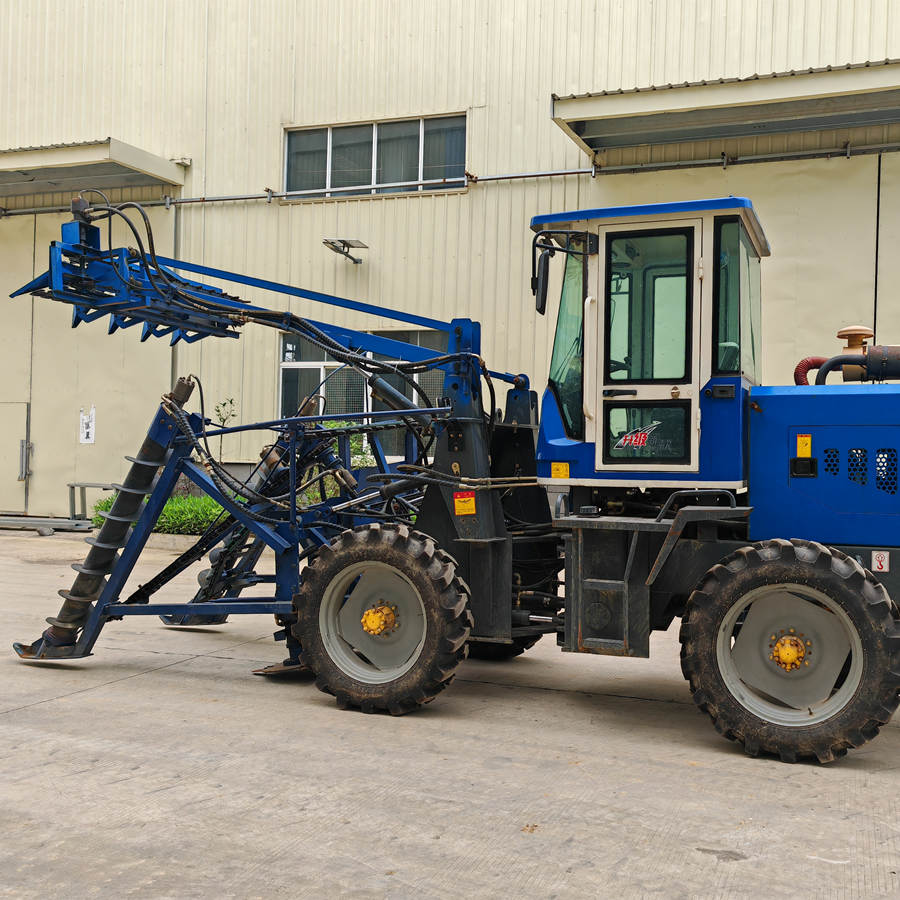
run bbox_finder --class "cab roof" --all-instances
[530,196,770,256]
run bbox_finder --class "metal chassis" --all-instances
[13,208,545,660]
[66,401,458,659]
[557,500,751,657]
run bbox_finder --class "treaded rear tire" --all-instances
[680,538,900,763]
[293,524,473,715]
[467,635,542,661]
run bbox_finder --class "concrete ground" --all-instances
[0,531,899,899]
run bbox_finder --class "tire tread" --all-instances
[680,538,900,763]
[293,525,471,714]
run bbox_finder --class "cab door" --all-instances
[594,220,702,474]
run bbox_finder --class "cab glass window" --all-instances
[606,229,691,383]
[714,218,761,382]
[548,240,585,439]
[604,402,690,463]
[739,229,762,382]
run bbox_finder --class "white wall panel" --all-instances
[24,210,174,516]
[873,151,900,346]
[1,0,899,481]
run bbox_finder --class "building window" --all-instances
[280,330,447,457]
[285,115,466,198]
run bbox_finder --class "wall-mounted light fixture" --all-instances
[323,238,368,264]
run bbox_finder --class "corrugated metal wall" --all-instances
[0,205,174,515]
[2,0,900,468]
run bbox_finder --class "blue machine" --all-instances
[11,193,900,764]
[748,384,900,547]
[11,196,535,674]
[531,197,766,491]
[528,196,900,567]
[524,195,900,762]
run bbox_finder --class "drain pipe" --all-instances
[0,165,599,218]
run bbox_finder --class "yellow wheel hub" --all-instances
[360,604,399,636]
[768,628,813,672]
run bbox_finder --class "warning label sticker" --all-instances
[796,434,812,458]
[454,491,476,516]
[550,462,570,479]
[872,551,890,573]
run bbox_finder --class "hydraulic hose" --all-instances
[793,357,829,385]
[814,354,866,385]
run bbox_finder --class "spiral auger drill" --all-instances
[13,377,196,659]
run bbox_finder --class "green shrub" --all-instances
[92,493,223,535]
[91,426,376,532]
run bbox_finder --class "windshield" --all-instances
[548,239,585,439]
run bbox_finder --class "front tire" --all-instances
[680,539,900,763]
[293,524,473,714]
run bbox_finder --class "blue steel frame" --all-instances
[13,220,527,390]
[73,402,457,657]
[13,213,534,655]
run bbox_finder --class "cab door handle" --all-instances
[582,296,596,421]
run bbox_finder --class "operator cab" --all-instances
[531,197,769,500]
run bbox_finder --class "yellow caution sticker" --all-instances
[550,462,570,479]
[796,434,812,458]
[453,491,476,516]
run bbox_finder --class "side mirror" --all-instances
[534,248,553,315]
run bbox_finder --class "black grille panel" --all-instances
[848,448,868,485]
[876,448,898,495]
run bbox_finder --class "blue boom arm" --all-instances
[3,205,430,653]
[9,198,532,662]
[13,209,527,392]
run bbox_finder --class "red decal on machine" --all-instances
[614,421,662,450]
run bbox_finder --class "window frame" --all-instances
[278,331,444,457]
[712,215,762,383]
[603,226,694,386]
[601,399,692,465]
[712,215,740,377]
[283,114,467,199]
[546,235,589,441]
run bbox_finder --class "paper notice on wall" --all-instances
[79,405,96,444]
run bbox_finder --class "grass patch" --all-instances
[92,493,223,535]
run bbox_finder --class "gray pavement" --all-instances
[1,531,899,899]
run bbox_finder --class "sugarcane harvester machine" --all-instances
[11,194,900,762]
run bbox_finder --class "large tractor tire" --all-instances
[467,635,542,661]
[293,524,473,715]
[680,539,900,763]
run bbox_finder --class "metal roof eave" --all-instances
[530,197,771,257]
[551,59,900,103]
[0,138,186,199]
[552,61,900,158]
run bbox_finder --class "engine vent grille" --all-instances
[876,448,897,495]
[848,448,868,485]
